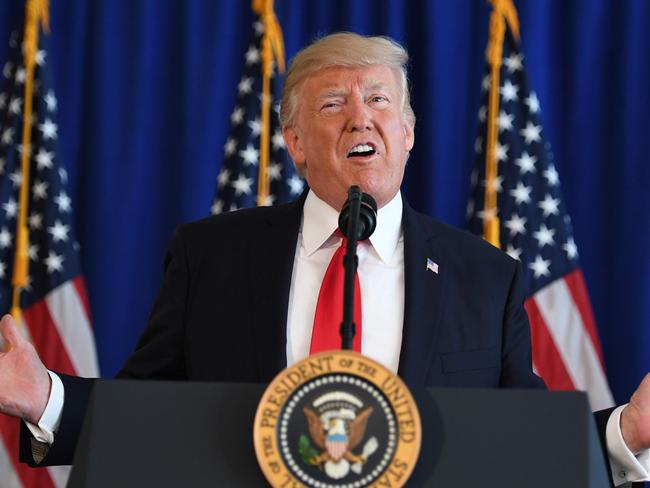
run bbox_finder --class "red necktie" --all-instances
[310,232,362,354]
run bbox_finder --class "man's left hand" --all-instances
[621,373,650,454]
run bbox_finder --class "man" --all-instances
[0,32,648,484]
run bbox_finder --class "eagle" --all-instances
[303,406,375,479]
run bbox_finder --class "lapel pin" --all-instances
[426,258,439,274]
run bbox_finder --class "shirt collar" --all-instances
[301,189,403,264]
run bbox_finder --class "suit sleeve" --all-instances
[499,260,546,389]
[117,227,190,380]
[19,228,191,466]
[19,374,95,466]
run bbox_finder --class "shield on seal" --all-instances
[325,433,348,461]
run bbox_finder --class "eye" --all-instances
[320,101,342,113]
[369,95,389,104]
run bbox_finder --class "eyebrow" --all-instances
[364,80,389,92]
[317,89,347,100]
[317,81,390,100]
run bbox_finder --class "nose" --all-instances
[345,97,373,132]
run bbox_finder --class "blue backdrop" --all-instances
[0,0,647,406]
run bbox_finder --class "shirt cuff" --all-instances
[24,370,64,445]
[606,404,650,485]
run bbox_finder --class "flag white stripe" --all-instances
[46,465,71,488]
[0,437,22,488]
[45,282,99,377]
[533,278,614,410]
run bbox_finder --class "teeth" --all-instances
[349,144,374,155]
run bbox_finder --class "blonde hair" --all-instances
[280,32,415,128]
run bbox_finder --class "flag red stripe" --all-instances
[22,299,77,376]
[0,416,56,488]
[563,269,606,367]
[72,276,93,326]
[525,297,576,390]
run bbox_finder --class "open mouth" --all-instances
[347,143,377,158]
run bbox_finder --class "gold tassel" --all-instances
[482,0,520,248]
[10,0,50,325]
[252,0,286,206]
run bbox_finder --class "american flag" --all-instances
[467,27,614,410]
[0,26,99,488]
[211,19,304,215]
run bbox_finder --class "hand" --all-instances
[620,373,650,454]
[0,314,51,424]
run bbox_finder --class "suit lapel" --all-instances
[248,194,305,382]
[398,201,447,386]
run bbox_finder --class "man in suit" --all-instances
[0,32,648,484]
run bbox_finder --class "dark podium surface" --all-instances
[68,380,610,487]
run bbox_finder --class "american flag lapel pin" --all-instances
[426,258,439,275]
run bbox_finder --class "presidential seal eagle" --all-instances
[303,404,378,479]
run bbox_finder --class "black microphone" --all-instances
[338,188,377,240]
[337,186,377,350]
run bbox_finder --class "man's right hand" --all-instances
[0,314,51,425]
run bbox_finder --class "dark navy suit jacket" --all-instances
[23,192,554,466]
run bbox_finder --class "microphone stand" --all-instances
[340,186,363,350]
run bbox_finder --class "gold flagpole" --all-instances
[10,0,50,325]
[252,0,285,206]
[483,0,519,248]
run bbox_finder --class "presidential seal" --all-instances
[254,351,421,487]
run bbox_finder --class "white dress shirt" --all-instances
[286,189,404,371]
[27,189,650,485]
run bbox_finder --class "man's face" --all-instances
[283,65,415,210]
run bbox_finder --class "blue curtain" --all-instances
[0,0,647,406]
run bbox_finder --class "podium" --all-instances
[67,380,610,487]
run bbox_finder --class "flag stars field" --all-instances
[231,106,245,125]
[237,76,253,95]
[563,237,578,260]
[245,46,260,65]
[217,168,231,188]
[515,151,537,174]
[538,194,560,217]
[32,180,48,200]
[231,173,254,196]
[35,147,54,169]
[520,121,541,144]
[28,212,43,230]
[533,223,555,248]
[500,80,519,102]
[224,137,237,157]
[44,89,57,111]
[47,220,70,243]
[212,19,303,219]
[239,143,259,166]
[543,165,559,186]
[44,250,64,273]
[2,198,17,219]
[504,52,523,73]
[0,227,11,248]
[529,255,551,278]
[505,214,527,236]
[510,181,532,204]
[506,244,522,261]
[38,117,58,139]
[525,92,540,113]
[54,191,72,213]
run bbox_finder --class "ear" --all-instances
[403,121,415,152]
[283,126,306,166]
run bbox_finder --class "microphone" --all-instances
[338,188,377,240]
[337,186,377,350]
